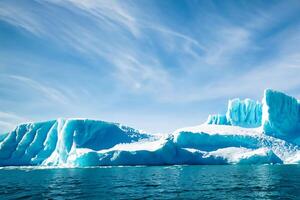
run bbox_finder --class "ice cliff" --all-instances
[0,89,300,167]
[262,90,300,140]
[206,98,262,128]
[0,119,150,166]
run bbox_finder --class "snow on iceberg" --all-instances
[0,89,300,167]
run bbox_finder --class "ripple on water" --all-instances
[0,165,300,199]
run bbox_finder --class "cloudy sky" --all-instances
[0,0,300,133]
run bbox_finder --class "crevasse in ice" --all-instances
[0,89,300,166]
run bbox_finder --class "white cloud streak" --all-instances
[8,75,70,105]
[0,0,300,133]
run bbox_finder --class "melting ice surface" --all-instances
[1,89,300,167]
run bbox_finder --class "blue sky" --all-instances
[0,0,300,133]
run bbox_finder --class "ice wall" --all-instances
[0,119,149,166]
[205,89,300,138]
[262,89,300,140]
[205,98,262,128]
[206,114,229,125]
[226,98,262,128]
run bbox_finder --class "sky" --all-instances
[0,0,300,134]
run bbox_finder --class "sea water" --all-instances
[1,165,300,199]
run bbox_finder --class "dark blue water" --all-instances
[1,165,300,199]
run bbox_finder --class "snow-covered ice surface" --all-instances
[1,89,300,167]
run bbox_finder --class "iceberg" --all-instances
[0,89,300,167]
[0,119,150,166]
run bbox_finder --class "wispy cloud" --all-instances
[8,75,70,105]
[0,0,299,133]
[0,1,44,35]
[63,0,140,37]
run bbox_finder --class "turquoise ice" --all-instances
[0,89,300,166]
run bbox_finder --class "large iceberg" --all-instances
[0,89,300,167]
[0,119,150,166]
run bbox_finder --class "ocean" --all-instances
[1,165,300,199]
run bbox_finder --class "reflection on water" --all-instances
[1,165,300,199]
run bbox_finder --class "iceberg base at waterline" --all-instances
[0,89,300,167]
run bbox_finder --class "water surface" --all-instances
[1,165,300,199]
